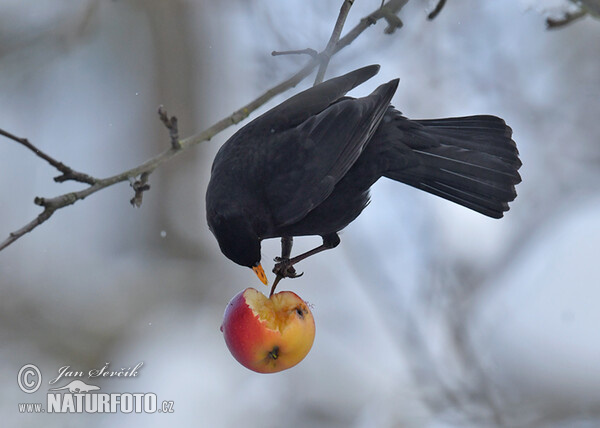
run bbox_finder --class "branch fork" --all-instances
[0,0,415,253]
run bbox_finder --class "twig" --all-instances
[0,0,410,253]
[0,128,97,185]
[381,9,404,34]
[427,0,447,21]
[314,0,355,85]
[271,48,319,58]
[546,10,587,28]
[333,0,409,54]
[179,1,411,150]
[157,105,180,149]
[0,206,55,253]
[130,172,151,208]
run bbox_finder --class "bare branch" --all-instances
[314,0,355,86]
[0,207,55,252]
[271,48,319,58]
[158,105,180,149]
[0,0,410,253]
[427,0,447,21]
[382,9,404,33]
[332,0,409,54]
[546,9,587,28]
[0,128,97,185]
[181,1,410,149]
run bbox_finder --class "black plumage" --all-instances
[205,65,521,286]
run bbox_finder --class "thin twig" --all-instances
[270,275,283,297]
[333,0,408,54]
[158,105,180,149]
[271,48,319,58]
[0,0,410,253]
[314,0,355,85]
[0,207,55,252]
[546,10,587,28]
[427,0,447,21]
[0,128,97,185]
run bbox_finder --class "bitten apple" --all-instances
[221,288,315,373]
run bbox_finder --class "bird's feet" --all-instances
[273,257,304,279]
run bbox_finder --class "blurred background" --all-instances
[1,0,599,427]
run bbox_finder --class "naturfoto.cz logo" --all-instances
[17,362,174,414]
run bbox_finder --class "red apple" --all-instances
[221,288,315,373]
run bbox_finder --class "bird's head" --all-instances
[208,214,267,285]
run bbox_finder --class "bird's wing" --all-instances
[257,65,381,132]
[209,65,381,176]
[265,79,399,227]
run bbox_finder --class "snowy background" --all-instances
[1,0,599,427]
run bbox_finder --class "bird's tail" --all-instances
[380,110,522,218]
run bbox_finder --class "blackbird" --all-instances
[206,65,521,289]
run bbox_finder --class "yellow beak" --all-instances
[252,264,268,285]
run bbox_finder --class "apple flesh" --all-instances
[221,288,315,373]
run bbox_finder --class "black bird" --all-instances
[206,65,521,289]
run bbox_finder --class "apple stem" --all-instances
[269,275,283,297]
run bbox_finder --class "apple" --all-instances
[221,287,315,373]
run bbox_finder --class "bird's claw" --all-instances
[272,258,304,279]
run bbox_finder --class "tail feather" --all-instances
[415,116,520,164]
[380,112,522,218]
[419,182,510,218]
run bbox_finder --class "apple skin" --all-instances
[221,288,315,373]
